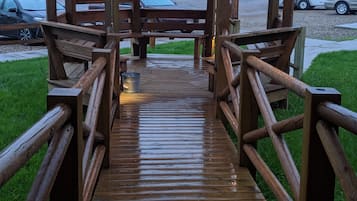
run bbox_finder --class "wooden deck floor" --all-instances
[94,55,265,201]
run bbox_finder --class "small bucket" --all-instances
[122,72,140,93]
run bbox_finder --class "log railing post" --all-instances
[46,0,57,22]
[293,26,306,79]
[204,0,215,57]
[93,48,115,168]
[267,0,279,29]
[238,53,258,178]
[47,88,84,201]
[214,0,231,109]
[300,87,341,201]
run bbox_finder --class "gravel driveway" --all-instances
[240,9,356,41]
[0,6,356,53]
[294,10,356,40]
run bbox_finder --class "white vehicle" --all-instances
[325,0,357,15]
[279,0,327,10]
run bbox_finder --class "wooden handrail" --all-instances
[244,145,293,201]
[246,55,309,97]
[218,28,356,200]
[316,121,357,201]
[0,105,71,186]
[73,56,107,92]
[318,102,357,135]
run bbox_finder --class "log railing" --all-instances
[0,38,119,201]
[216,30,357,201]
[0,23,44,45]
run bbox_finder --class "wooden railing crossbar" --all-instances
[82,71,106,177]
[0,105,71,187]
[246,68,300,200]
[221,47,240,129]
[27,124,74,201]
[0,23,44,45]
[243,144,293,201]
[316,120,357,201]
[219,101,239,136]
[83,145,106,201]
[243,114,304,143]
[318,102,357,135]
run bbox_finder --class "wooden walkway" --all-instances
[94,55,265,201]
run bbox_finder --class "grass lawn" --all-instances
[0,43,356,200]
[120,40,195,55]
[0,58,48,201]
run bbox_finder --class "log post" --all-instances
[238,53,258,178]
[113,0,120,33]
[214,0,231,96]
[105,0,113,32]
[300,87,341,201]
[267,0,280,29]
[131,0,142,57]
[293,27,306,79]
[46,0,57,22]
[48,88,84,201]
[204,0,215,57]
[93,48,115,168]
[282,0,294,27]
[65,0,76,25]
[214,0,231,119]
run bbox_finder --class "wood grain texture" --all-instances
[93,55,265,200]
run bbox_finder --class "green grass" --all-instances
[0,57,48,201]
[257,50,357,200]
[120,40,195,55]
[323,36,357,42]
[0,44,356,200]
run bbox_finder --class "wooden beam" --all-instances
[65,0,76,25]
[282,0,294,27]
[46,0,57,21]
[214,0,231,99]
[267,0,280,29]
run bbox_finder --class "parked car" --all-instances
[0,0,64,40]
[279,0,327,10]
[324,0,357,14]
[86,0,175,10]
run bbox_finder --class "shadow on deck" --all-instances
[94,55,265,201]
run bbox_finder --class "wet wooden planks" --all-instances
[94,55,265,201]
